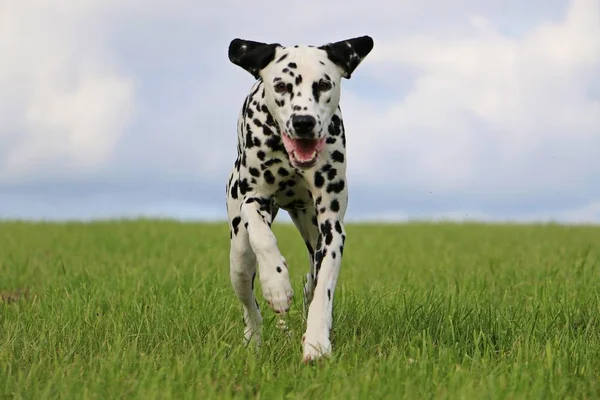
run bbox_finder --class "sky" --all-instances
[1,0,599,223]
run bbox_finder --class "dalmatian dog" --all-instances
[225,35,374,362]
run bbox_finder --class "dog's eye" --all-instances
[318,80,332,91]
[274,82,287,93]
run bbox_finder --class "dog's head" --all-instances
[228,36,374,168]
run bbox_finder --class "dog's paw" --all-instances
[261,272,294,314]
[301,332,332,363]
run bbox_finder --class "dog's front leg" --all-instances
[240,196,294,314]
[302,189,347,362]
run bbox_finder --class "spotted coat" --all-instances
[225,35,373,363]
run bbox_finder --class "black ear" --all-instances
[228,38,281,79]
[319,36,374,79]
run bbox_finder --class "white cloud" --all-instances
[0,0,135,182]
[344,0,600,199]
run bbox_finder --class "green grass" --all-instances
[1,220,600,399]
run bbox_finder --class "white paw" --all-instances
[261,270,294,314]
[302,332,331,363]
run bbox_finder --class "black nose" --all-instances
[292,115,316,137]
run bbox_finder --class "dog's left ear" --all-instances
[228,38,281,79]
[319,36,374,79]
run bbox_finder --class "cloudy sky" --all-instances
[1,0,599,223]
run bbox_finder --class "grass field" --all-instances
[1,220,600,399]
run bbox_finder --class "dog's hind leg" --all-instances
[289,208,319,315]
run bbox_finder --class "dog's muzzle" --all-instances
[291,115,317,138]
[281,115,324,168]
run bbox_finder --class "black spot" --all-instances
[266,136,285,152]
[276,54,289,63]
[265,112,275,125]
[295,75,303,85]
[335,221,343,234]
[253,118,263,127]
[239,179,251,195]
[264,170,275,184]
[320,220,334,245]
[263,126,273,136]
[332,251,336,259]
[252,272,256,289]
[330,199,340,212]
[312,81,321,102]
[231,181,239,199]
[245,131,254,149]
[314,171,325,188]
[276,266,282,273]
[327,289,331,301]
[263,158,282,167]
[331,150,344,163]
[288,62,297,69]
[327,168,337,180]
[327,180,345,194]
[231,216,242,235]
[249,167,260,177]
[277,167,289,176]
[315,247,327,277]
[257,150,266,161]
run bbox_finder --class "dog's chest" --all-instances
[246,158,314,210]
[271,174,314,211]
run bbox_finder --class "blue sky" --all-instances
[1,0,599,223]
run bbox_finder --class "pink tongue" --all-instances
[281,134,326,163]
[294,139,319,160]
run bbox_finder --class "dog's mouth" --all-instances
[281,133,326,168]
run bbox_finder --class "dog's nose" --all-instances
[292,115,316,137]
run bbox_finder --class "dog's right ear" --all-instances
[228,39,281,79]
